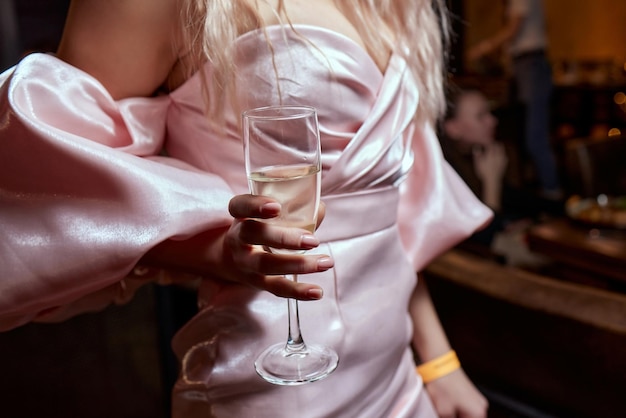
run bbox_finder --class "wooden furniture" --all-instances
[526,218,626,292]
[424,249,626,417]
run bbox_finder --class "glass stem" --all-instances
[285,274,307,354]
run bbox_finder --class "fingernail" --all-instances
[260,202,281,216]
[300,234,319,249]
[317,256,334,270]
[307,288,323,300]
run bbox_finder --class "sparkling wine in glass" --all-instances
[242,105,339,385]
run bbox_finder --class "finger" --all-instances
[248,275,324,300]
[233,249,333,276]
[257,253,334,275]
[238,219,319,250]
[229,194,281,219]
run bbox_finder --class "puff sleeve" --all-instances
[397,121,493,272]
[0,54,233,330]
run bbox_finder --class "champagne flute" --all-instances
[242,105,339,385]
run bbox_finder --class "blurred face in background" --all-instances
[444,91,497,146]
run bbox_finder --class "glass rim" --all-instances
[242,105,317,121]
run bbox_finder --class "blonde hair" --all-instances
[179,0,449,124]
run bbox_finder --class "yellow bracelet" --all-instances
[416,350,461,383]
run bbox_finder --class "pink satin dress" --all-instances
[0,25,491,417]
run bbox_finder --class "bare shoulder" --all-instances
[57,0,182,99]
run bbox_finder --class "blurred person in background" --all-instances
[468,0,563,201]
[441,86,548,267]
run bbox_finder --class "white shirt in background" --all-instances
[508,0,548,56]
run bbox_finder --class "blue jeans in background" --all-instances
[512,50,561,194]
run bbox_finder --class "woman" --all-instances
[440,88,508,234]
[0,0,491,416]
[441,87,516,251]
[440,87,547,251]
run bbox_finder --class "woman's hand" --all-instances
[223,194,333,300]
[425,368,489,418]
[473,142,508,183]
[142,194,333,301]
[473,142,507,211]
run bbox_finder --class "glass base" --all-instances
[254,343,339,386]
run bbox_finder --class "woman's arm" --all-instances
[410,275,488,418]
[32,196,331,327]
[410,277,452,360]
[467,13,524,61]
[56,0,181,99]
